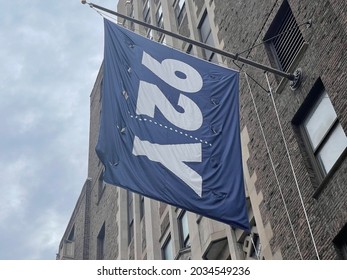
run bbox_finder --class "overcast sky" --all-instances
[0,0,118,260]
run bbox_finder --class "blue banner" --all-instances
[96,19,249,231]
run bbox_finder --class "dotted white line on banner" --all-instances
[117,114,213,147]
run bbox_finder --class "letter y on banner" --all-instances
[96,19,250,231]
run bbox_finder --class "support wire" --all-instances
[244,72,303,259]
[264,73,320,260]
[250,233,261,260]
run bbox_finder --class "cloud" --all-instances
[22,209,67,260]
[0,157,33,223]
[0,0,118,259]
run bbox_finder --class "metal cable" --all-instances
[265,72,320,260]
[244,72,303,259]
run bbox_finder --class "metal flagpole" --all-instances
[81,1,302,90]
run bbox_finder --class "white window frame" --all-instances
[303,90,347,176]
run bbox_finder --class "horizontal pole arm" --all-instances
[85,2,295,81]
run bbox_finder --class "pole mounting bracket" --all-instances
[290,68,302,91]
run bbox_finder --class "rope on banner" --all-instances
[244,72,303,260]
[264,73,320,260]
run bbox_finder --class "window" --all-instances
[129,7,135,31]
[143,0,150,22]
[159,34,167,45]
[67,226,75,242]
[159,201,167,217]
[178,211,190,248]
[174,0,186,26]
[147,29,154,40]
[250,233,261,259]
[99,79,103,103]
[99,80,103,117]
[140,195,145,221]
[198,12,217,62]
[304,92,347,174]
[186,44,193,54]
[127,191,134,245]
[162,236,174,260]
[98,170,106,202]
[97,223,105,260]
[142,0,152,38]
[64,226,75,258]
[203,238,230,260]
[264,0,305,72]
[155,3,164,39]
[156,3,163,28]
[334,223,347,259]
[294,79,347,182]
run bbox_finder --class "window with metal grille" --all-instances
[264,0,305,72]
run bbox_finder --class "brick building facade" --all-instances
[57,0,347,260]
[214,0,347,259]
